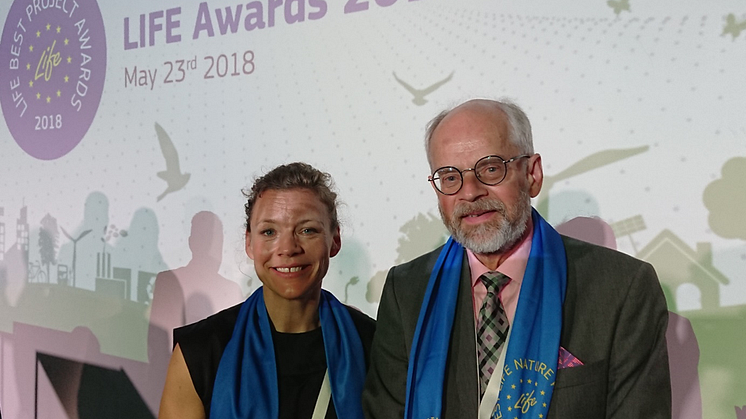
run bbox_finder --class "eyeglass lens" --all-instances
[432,156,507,194]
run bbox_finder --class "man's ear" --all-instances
[527,153,544,198]
[244,230,254,260]
[330,226,342,258]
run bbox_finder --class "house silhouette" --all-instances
[637,229,729,313]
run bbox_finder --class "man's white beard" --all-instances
[440,190,531,254]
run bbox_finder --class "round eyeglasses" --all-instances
[428,154,531,195]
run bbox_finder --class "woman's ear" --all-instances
[330,226,341,258]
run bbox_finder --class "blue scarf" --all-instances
[405,209,567,419]
[211,288,366,419]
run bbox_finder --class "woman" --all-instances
[159,162,375,419]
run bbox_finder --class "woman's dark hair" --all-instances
[243,162,339,232]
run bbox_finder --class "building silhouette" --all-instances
[638,229,729,312]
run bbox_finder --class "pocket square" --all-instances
[558,346,584,369]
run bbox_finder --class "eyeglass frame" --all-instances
[428,154,532,195]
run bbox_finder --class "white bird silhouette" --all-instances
[394,72,453,106]
[155,122,190,202]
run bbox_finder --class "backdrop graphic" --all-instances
[1,0,745,417]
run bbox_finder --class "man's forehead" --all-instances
[432,111,510,150]
[436,103,507,137]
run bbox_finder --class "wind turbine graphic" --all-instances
[60,227,92,287]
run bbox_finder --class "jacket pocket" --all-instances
[548,360,609,418]
[553,359,608,389]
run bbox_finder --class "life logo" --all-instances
[0,0,106,160]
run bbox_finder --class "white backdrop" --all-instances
[1,0,745,417]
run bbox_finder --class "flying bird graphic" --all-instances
[607,0,630,15]
[154,122,190,202]
[722,13,746,39]
[394,72,453,106]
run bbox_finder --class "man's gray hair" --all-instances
[424,99,534,167]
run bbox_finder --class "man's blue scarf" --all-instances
[404,209,567,419]
[211,287,366,419]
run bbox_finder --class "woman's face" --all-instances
[246,188,341,305]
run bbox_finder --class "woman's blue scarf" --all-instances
[404,209,567,419]
[211,287,366,419]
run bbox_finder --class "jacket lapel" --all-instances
[446,253,480,417]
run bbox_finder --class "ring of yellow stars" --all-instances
[46,96,51,103]
[46,23,51,30]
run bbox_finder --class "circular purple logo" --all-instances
[1,0,106,160]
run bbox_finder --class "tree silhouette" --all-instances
[703,156,746,240]
[39,214,59,282]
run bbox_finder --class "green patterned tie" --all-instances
[477,271,511,398]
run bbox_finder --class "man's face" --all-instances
[428,101,543,255]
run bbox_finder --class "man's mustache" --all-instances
[452,198,506,220]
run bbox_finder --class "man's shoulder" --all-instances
[388,244,446,281]
[560,234,650,269]
[393,244,445,270]
[559,234,661,300]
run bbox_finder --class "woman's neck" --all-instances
[263,290,320,333]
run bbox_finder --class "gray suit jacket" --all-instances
[363,235,671,418]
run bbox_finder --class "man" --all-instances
[363,99,671,418]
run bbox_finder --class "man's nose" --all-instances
[459,170,488,200]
